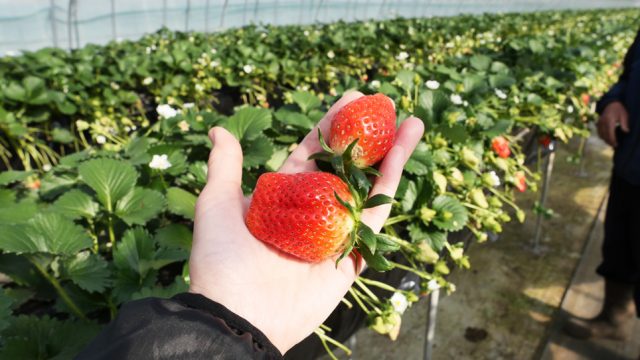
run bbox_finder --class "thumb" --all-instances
[620,109,630,133]
[203,127,244,195]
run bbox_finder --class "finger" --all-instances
[203,127,244,194]
[620,108,630,133]
[606,117,618,147]
[361,116,425,233]
[279,91,364,173]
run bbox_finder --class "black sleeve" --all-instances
[75,293,282,360]
[597,29,639,114]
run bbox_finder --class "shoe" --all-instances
[563,278,635,340]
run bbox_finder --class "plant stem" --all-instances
[107,214,116,249]
[384,214,415,226]
[314,328,353,356]
[30,257,88,321]
[348,287,371,314]
[388,260,432,280]
[359,277,399,293]
[355,278,380,302]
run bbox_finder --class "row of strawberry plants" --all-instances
[0,8,638,359]
[0,9,635,171]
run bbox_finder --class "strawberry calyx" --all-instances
[310,129,398,271]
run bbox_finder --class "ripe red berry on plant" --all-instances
[538,134,552,148]
[581,93,590,106]
[514,171,527,192]
[491,136,511,158]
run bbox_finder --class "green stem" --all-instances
[384,214,415,226]
[388,261,432,280]
[358,277,400,293]
[352,287,382,314]
[314,328,352,357]
[106,295,117,320]
[107,214,116,249]
[30,258,88,321]
[355,278,380,302]
[348,287,371,314]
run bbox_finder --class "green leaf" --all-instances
[131,276,189,301]
[291,91,322,113]
[359,245,392,272]
[364,194,393,209]
[115,188,165,225]
[63,252,111,293]
[52,189,99,219]
[224,107,272,141]
[0,289,14,332]
[470,55,492,71]
[404,142,432,175]
[52,128,74,144]
[78,158,138,210]
[0,315,101,360]
[0,171,32,186]
[113,227,155,276]
[489,74,516,88]
[408,223,447,252]
[266,146,289,171]
[155,224,192,252]
[0,198,38,225]
[4,82,26,102]
[243,135,274,168]
[0,213,91,255]
[274,108,315,130]
[431,195,468,232]
[358,224,377,254]
[166,187,197,220]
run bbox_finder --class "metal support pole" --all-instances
[243,0,249,25]
[67,0,73,49]
[314,0,324,22]
[378,0,388,18]
[110,0,116,40]
[185,0,191,31]
[254,0,260,23]
[532,149,556,254]
[298,0,305,24]
[50,0,59,47]
[162,0,167,27]
[274,0,279,25]
[423,288,440,360]
[73,0,79,48]
[205,0,211,32]
[220,0,229,30]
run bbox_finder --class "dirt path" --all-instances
[337,134,615,360]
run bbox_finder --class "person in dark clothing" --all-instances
[564,29,640,340]
[75,91,425,359]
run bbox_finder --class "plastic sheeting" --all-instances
[1,0,639,55]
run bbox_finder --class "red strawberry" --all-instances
[245,172,355,262]
[491,136,511,158]
[329,94,396,168]
[514,171,527,192]
[581,93,590,106]
[538,135,552,148]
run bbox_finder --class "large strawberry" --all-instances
[246,172,355,262]
[329,94,396,168]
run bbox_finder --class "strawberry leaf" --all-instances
[115,187,165,225]
[52,190,100,220]
[431,195,468,231]
[63,251,111,293]
[78,158,138,211]
[361,166,382,177]
[359,245,392,272]
[166,187,197,220]
[357,224,377,254]
[374,234,402,252]
[317,128,333,153]
[363,194,393,209]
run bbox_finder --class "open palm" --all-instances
[189,91,424,354]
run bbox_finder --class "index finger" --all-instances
[278,91,364,173]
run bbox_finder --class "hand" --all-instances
[597,101,629,147]
[188,91,424,354]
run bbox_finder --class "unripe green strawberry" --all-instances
[245,172,355,262]
[469,188,489,209]
[330,94,396,168]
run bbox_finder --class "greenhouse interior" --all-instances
[1,1,640,359]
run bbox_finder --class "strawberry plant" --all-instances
[0,7,638,359]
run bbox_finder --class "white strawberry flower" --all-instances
[390,292,409,314]
[488,171,501,187]
[142,77,153,85]
[427,279,440,291]
[495,89,507,99]
[303,30,310,36]
[183,103,195,109]
[210,60,220,68]
[370,80,381,89]
[567,105,574,113]
[243,64,254,74]
[178,120,190,132]
[43,164,52,172]
[195,84,205,92]
[156,104,179,119]
[395,51,409,61]
[425,80,440,90]
[210,48,217,54]
[450,94,463,105]
[327,50,335,59]
[96,135,107,144]
[149,154,172,170]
